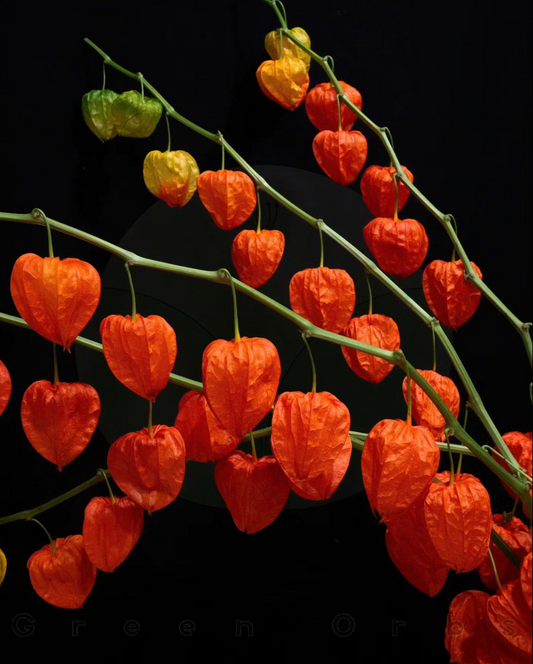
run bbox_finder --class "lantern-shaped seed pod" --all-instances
[402,369,461,441]
[305,81,362,132]
[264,27,312,71]
[27,535,97,609]
[492,431,532,499]
[363,217,429,279]
[100,314,177,402]
[486,580,533,662]
[256,57,310,111]
[111,90,162,138]
[232,230,285,289]
[444,591,497,664]
[196,170,257,230]
[423,260,483,330]
[143,150,200,208]
[11,254,101,350]
[202,337,281,440]
[341,314,400,384]
[521,552,532,611]
[215,451,290,534]
[424,471,492,573]
[289,267,356,333]
[174,390,240,463]
[82,89,119,142]
[360,165,414,218]
[361,419,440,521]
[21,380,101,470]
[271,390,352,501]
[0,359,12,417]
[107,425,186,513]
[0,548,6,589]
[312,130,368,186]
[82,496,144,573]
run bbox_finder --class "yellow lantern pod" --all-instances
[264,27,311,72]
[143,150,200,208]
[256,57,309,111]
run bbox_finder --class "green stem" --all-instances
[98,468,115,504]
[148,399,153,436]
[301,332,317,392]
[102,62,106,91]
[446,430,455,485]
[250,430,258,462]
[392,173,399,222]
[139,72,144,102]
[256,188,262,233]
[456,454,463,476]
[336,93,342,132]
[405,363,412,425]
[166,113,172,152]
[219,131,225,170]
[431,321,437,371]
[318,220,324,268]
[27,518,56,556]
[365,270,373,315]
[278,28,283,59]
[267,0,288,30]
[52,343,59,385]
[488,548,503,592]
[124,262,137,322]
[32,208,54,258]
[219,269,240,342]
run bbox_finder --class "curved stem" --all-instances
[365,270,373,316]
[446,430,455,485]
[392,173,399,222]
[250,430,258,462]
[405,363,412,425]
[431,322,437,372]
[165,113,172,152]
[27,518,56,555]
[98,468,115,504]
[318,220,324,268]
[220,269,240,342]
[488,548,503,592]
[256,188,262,233]
[301,332,317,392]
[148,399,153,436]
[52,343,59,385]
[124,262,137,322]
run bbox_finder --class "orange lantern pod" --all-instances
[486,579,533,662]
[341,314,400,384]
[82,496,144,573]
[0,359,12,417]
[231,229,285,289]
[143,150,200,208]
[289,267,355,333]
[361,419,440,521]
[491,431,532,499]
[174,390,239,462]
[385,501,449,597]
[256,56,310,111]
[444,591,499,664]
[271,390,352,501]
[100,314,177,401]
[21,380,101,470]
[27,535,97,609]
[424,471,492,573]
[305,81,363,132]
[202,337,281,440]
[197,170,257,231]
[423,259,483,330]
[215,451,290,534]
[363,216,428,279]
[521,552,532,611]
[477,515,532,591]
[360,165,414,218]
[402,369,460,441]
[10,253,101,350]
[108,425,186,513]
[312,130,368,186]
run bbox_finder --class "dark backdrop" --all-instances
[0,0,531,658]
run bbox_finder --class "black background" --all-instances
[0,0,531,657]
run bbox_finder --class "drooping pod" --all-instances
[215,451,290,534]
[423,259,483,329]
[100,314,177,401]
[231,229,285,289]
[264,27,312,71]
[107,425,186,513]
[486,579,533,662]
[82,89,119,142]
[341,314,400,384]
[271,390,352,501]
[256,56,310,111]
[360,165,414,218]
[143,150,200,208]
[111,90,162,138]
[21,380,101,470]
[196,170,257,230]
[491,431,532,499]
[0,359,12,417]
[305,81,362,132]
[289,267,355,333]
[11,254,101,350]
[312,130,368,186]
[27,535,97,609]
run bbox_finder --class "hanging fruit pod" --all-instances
[363,217,428,279]
[11,254,101,350]
[143,150,200,208]
[486,579,533,662]
[360,165,414,218]
[312,130,368,186]
[424,470,492,573]
[341,314,400,384]
[423,259,483,330]
[271,390,352,501]
[264,27,312,71]
[21,380,101,470]
[174,390,240,462]
[256,56,310,111]
[289,267,355,333]
[491,430,532,499]
[83,496,144,573]
[361,418,440,521]
[202,337,281,440]
[231,229,285,289]
[196,170,257,230]
[27,535,97,609]
[402,369,460,441]
[107,425,186,512]
[385,500,449,597]
[0,359,12,417]
[82,89,119,142]
[100,314,177,401]
[111,90,162,138]
[521,552,532,611]
[305,81,362,132]
[0,548,6,589]
[215,451,290,534]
